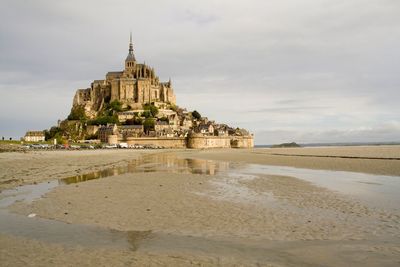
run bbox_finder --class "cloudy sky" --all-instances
[1,0,399,144]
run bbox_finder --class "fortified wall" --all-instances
[187,134,254,149]
[126,137,187,148]
[187,135,231,149]
[110,135,254,149]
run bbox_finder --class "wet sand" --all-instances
[1,147,400,266]
[182,146,400,176]
[0,149,150,190]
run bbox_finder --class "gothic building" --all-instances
[72,34,176,118]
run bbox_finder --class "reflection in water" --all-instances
[60,153,231,185]
[127,230,153,251]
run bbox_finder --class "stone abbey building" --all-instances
[73,34,176,118]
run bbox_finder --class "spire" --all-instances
[128,32,134,54]
[126,32,136,62]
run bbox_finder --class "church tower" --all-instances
[125,32,136,72]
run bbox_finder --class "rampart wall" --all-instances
[187,136,231,149]
[123,136,254,149]
[126,137,186,148]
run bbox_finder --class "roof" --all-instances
[126,53,136,62]
[25,131,44,137]
[106,71,123,76]
[156,121,169,125]
[120,125,143,129]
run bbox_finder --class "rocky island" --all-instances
[52,35,253,149]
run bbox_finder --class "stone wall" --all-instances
[126,137,186,148]
[187,136,231,149]
[230,136,254,148]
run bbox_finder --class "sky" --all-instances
[0,0,399,144]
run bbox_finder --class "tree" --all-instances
[143,118,155,134]
[192,110,201,120]
[68,106,86,120]
[109,100,123,112]
[44,126,62,141]
[87,115,119,126]
[142,111,151,118]
[134,117,143,125]
[169,104,177,112]
[143,103,159,117]
[159,116,169,123]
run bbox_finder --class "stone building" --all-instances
[24,131,45,142]
[98,124,118,143]
[72,33,176,118]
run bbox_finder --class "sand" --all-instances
[1,146,400,266]
[0,149,152,190]
[181,146,400,176]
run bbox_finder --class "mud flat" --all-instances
[182,145,400,176]
[1,147,400,266]
[0,149,153,190]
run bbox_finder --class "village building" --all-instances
[24,131,45,142]
[98,124,118,143]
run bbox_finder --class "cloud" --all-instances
[0,0,399,142]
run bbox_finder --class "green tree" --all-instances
[134,117,143,125]
[87,115,119,126]
[159,116,169,123]
[142,110,151,118]
[68,106,86,120]
[169,104,177,112]
[143,103,159,117]
[192,110,201,120]
[143,118,155,133]
[110,100,123,112]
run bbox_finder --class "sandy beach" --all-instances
[1,146,400,266]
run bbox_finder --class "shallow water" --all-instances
[243,164,400,210]
[0,152,399,262]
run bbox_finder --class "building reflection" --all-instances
[59,153,231,185]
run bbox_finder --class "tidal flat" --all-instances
[1,146,400,266]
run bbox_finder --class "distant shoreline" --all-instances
[256,141,400,148]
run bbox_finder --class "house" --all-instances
[197,123,214,135]
[155,121,170,132]
[98,124,118,143]
[180,116,193,130]
[24,131,45,142]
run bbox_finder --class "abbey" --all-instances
[73,34,176,118]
